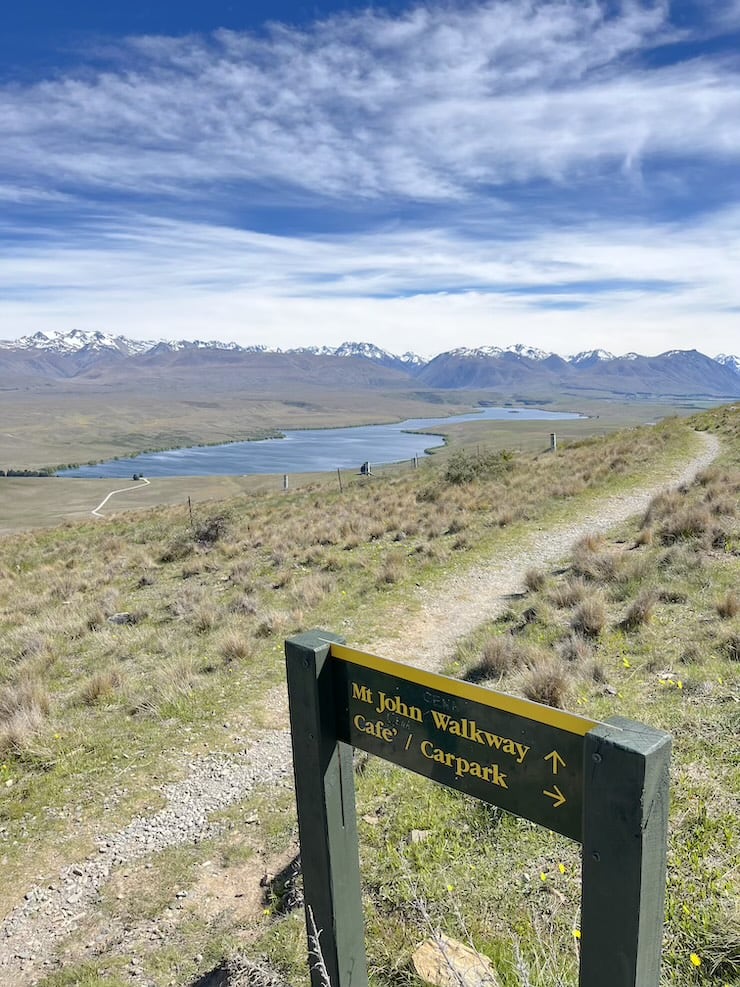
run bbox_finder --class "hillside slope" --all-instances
[0,412,737,985]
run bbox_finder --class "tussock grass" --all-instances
[79,668,124,705]
[470,635,522,680]
[519,657,569,708]
[619,588,659,631]
[570,592,607,638]
[524,567,546,592]
[717,590,739,619]
[217,628,253,663]
[0,678,51,754]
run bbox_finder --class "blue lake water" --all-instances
[58,407,585,478]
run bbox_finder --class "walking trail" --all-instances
[0,432,720,984]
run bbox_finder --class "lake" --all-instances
[58,407,585,478]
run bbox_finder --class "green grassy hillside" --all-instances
[0,407,736,986]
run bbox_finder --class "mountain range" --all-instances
[1,330,739,399]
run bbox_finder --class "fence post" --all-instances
[550,432,557,451]
[580,716,671,987]
[284,631,368,987]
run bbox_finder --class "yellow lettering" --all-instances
[376,691,423,722]
[352,682,373,705]
[420,741,508,789]
[353,714,397,744]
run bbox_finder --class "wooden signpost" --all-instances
[285,630,671,987]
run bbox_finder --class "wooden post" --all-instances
[285,631,368,987]
[337,468,344,492]
[283,474,289,491]
[580,716,671,987]
[550,432,557,451]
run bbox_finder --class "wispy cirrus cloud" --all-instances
[1,203,738,354]
[0,1,739,355]
[1,1,736,202]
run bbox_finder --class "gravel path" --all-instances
[367,431,721,672]
[0,432,720,985]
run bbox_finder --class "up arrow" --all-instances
[543,785,567,809]
[544,750,566,775]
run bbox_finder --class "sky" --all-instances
[1,0,739,358]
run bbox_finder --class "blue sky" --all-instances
[1,0,739,356]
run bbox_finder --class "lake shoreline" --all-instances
[55,405,587,479]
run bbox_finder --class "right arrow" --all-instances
[543,785,567,808]
[544,750,566,774]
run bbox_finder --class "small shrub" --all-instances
[657,587,688,604]
[195,514,230,545]
[443,448,513,485]
[416,484,440,503]
[159,536,194,563]
[229,593,258,616]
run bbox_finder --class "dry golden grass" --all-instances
[0,678,51,754]
[79,667,124,705]
[570,592,607,638]
[524,567,546,592]
[619,588,659,630]
[717,591,739,619]
[475,635,521,679]
[519,657,569,708]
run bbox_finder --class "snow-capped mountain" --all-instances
[569,349,616,366]
[716,353,740,375]
[13,329,142,355]
[1,330,738,398]
[446,345,555,361]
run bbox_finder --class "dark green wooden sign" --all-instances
[332,641,594,841]
[285,630,671,987]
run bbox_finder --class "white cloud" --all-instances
[1,205,738,355]
[0,2,738,356]
[0,2,736,201]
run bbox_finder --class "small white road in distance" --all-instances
[92,478,151,518]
